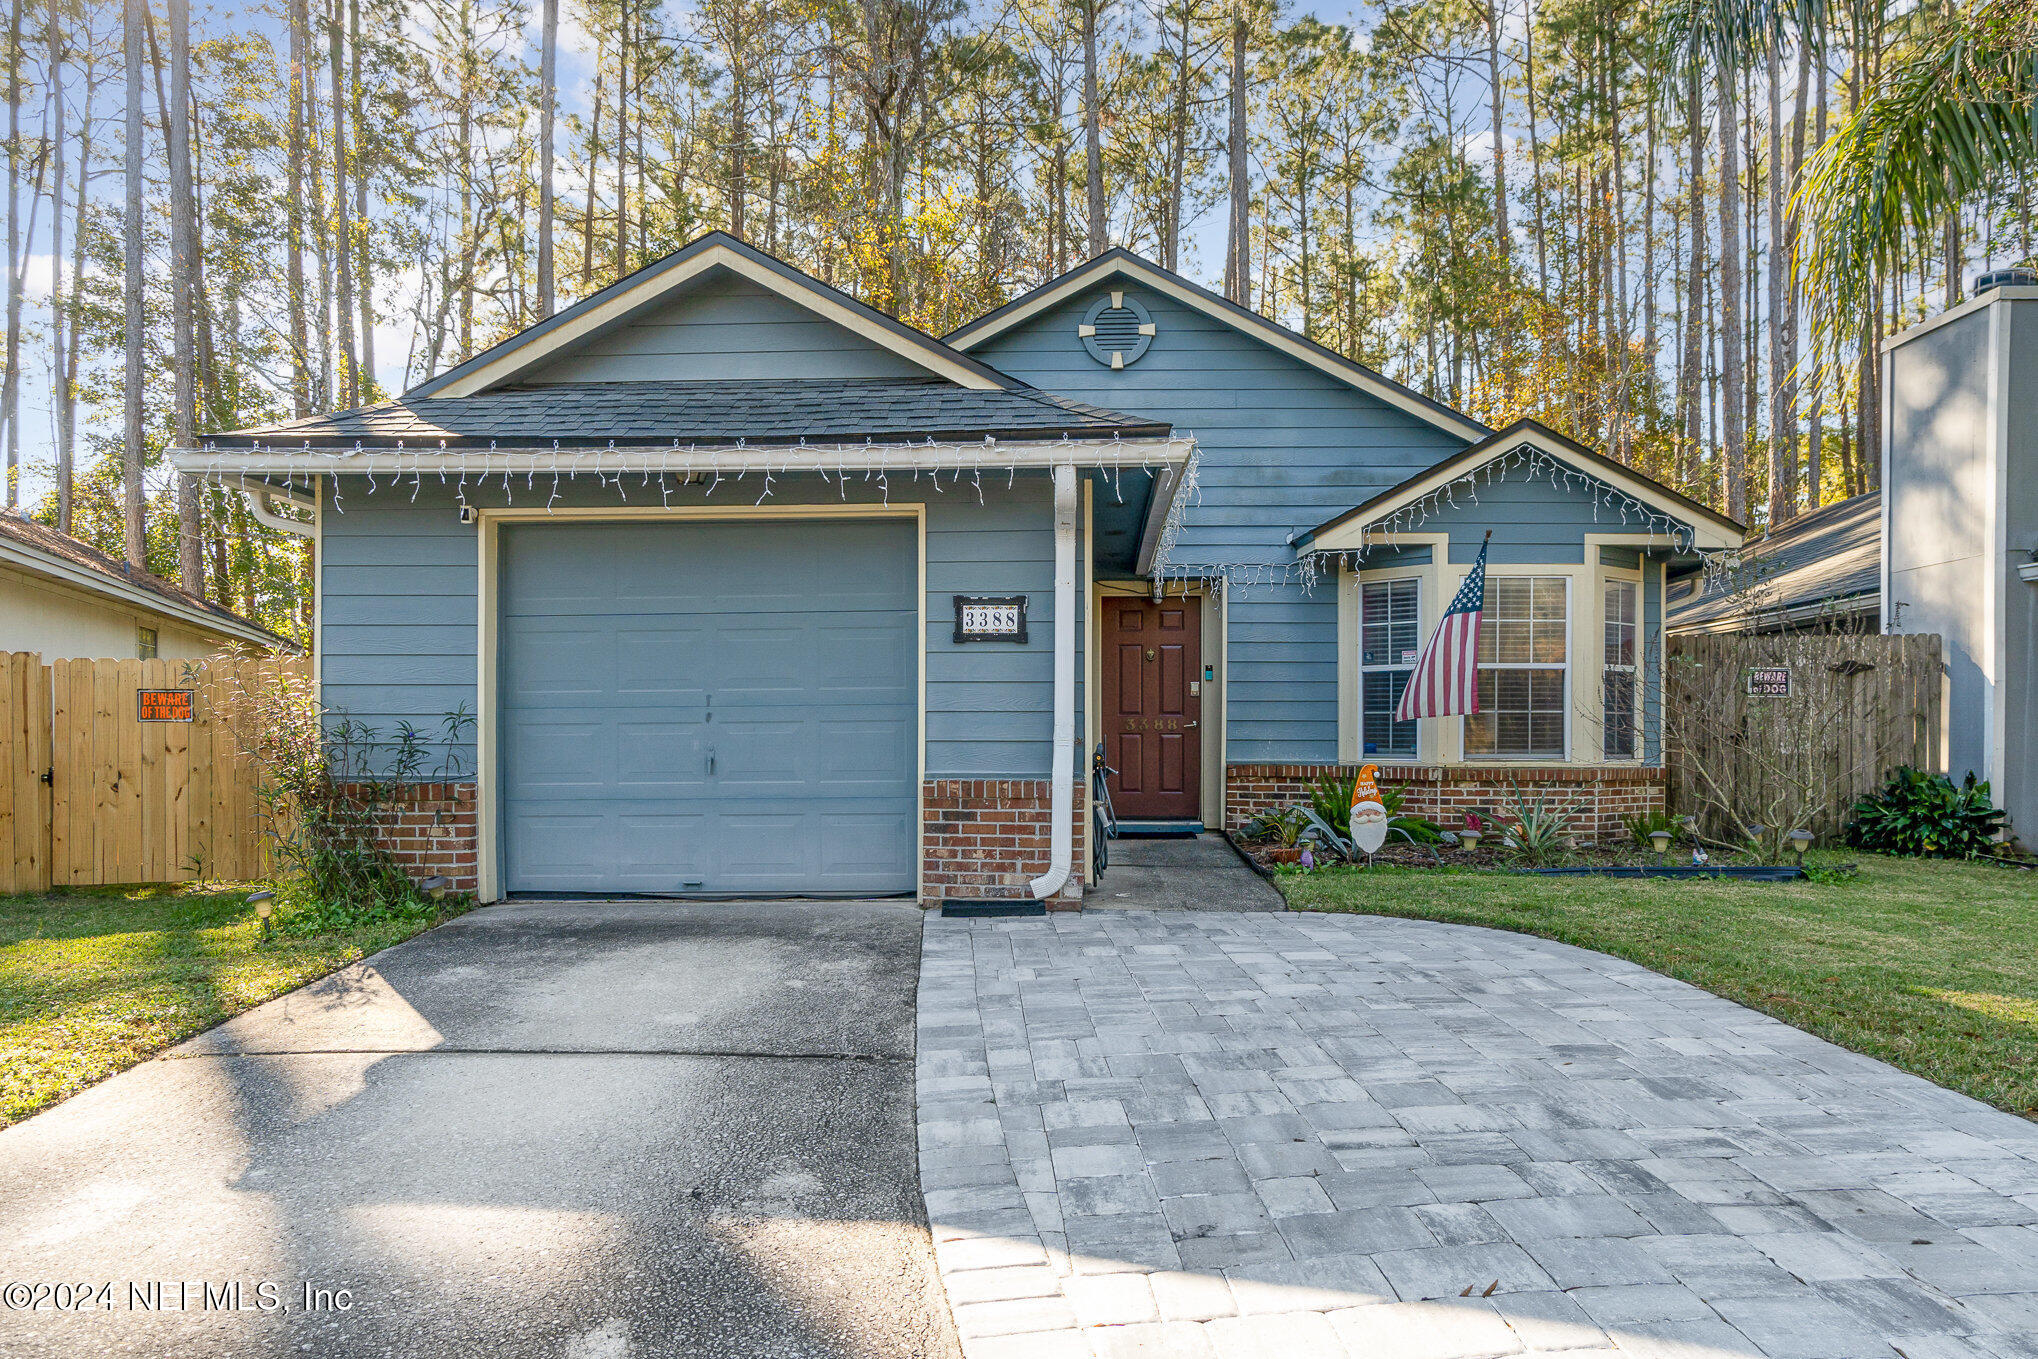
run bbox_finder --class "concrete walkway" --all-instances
[1088,834,1286,912]
[1,901,960,1359]
[915,910,2038,1359]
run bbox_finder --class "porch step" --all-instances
[1113,820,1204,838]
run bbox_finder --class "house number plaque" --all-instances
[953,596,1029,643]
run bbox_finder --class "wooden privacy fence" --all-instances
[0,653,307,893]
[1664,632,1943,837]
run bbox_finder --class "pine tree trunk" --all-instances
[1765,38,1793,526]
[1224,17,1248,304]
[287,0,310,415]
[538,0,556,317]
[1805,33,1826,507]
[1164,8,1188,271]
[350,0,370,395]
[1717,70,1747,523]
[1083,0,1104,257]
[329,0,356,407]
[169,0,201,590]
[3,0,22,508]
[122,0,147,566]
[46,0,69,528]
[1487,0,1507,266]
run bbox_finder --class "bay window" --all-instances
[1465,575,1567,758]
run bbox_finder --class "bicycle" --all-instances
[1091,741,1119,877]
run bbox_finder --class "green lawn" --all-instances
[0,884,461,1127]
[1279,854,2038,1118]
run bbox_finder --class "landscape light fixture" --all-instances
[1786,829,1814,865]
[1648,828,1672,863]
[248,890,275,939]
[1458,827,1482,854]
[420,875,451,902]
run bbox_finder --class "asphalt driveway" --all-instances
[0,900,961,1359]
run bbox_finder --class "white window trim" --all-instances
[1357,574,1424,763]
[1338,535,1446,763]
[1599,567,1644,763]
[1464,568,1572,763]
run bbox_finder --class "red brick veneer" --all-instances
[1225,763,1666,844]
[337,780,479,894]
[922,778,1087,909]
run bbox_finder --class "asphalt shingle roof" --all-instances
[1669,490,1880,631]
[209,379,1171,449]
[0,511,295,648]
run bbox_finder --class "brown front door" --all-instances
[1101,596,1201,821]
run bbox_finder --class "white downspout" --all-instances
[240,487,315,537]
[1030,462,1079,903]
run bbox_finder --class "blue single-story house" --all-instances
[177,233,1742,905]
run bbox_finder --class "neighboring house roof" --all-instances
[1668,490,1881,633]
[0,511,296,651]
[408,232,1021,398]
[202,378,1170,450]
[1297,418,1746,553]
[943,249,1493,445]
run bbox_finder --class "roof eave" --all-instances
[407,233,1020,399]
[0,537,293,650]
[1300,420,1744,553]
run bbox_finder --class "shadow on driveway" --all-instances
[0,900,961,1359]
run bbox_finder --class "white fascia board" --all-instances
[427,244,1003,395]
[949,258,1490,444]
[1308,432,1743,554]
[172,437,1197,479]
[0,540,284,649]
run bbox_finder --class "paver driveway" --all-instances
[0,901,960,1359]
[916,909,2038,1359]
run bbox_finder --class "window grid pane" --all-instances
[1360,578,1421,758]
[1469,574,1567,758]
[1602,579,1639,758]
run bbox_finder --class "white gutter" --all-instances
[240,487,315,536]
[1029,462,1079,904]
[169,437,1195,479]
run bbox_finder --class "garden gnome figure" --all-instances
[1349,763,1389,859]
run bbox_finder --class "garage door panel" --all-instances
[508,720,612,787]
[499,520,917,895]
[617,628,710,695]
[509,625,617,698]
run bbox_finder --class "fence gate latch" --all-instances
[40,768,52,786]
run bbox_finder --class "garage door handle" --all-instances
[707,747,716,775]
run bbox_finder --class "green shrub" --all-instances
[1307,773,1358,838]
[1497,780,1584,866]
[1846,767,2006,859]
[1244,806,1312,847]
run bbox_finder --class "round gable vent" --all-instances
[1080,292,1154,368]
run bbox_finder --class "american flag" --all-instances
[1394,534,1490,721]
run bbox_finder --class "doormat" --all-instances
[939,900,1048,917]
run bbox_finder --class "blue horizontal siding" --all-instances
[974,285,1469,761]
[319,470,1085,781]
